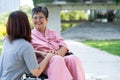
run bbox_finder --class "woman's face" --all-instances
[32,12,48,31]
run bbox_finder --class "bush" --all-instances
[0,24,6,38]
[61,10,89,31]
[0,12,9,38]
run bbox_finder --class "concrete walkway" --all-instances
[62,22,120,80]
[65,39,120,80]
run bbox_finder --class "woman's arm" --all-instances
[35,50,47,58]
[30,52,54,77]
[23,44,54,77]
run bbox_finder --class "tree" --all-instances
[114,0,120,4]
[32,0,52,7]
[32,0,40,7]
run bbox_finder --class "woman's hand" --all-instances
[57,46,68,57]
[47,46,68,57]
[47,50,59,55]
[45,52,54,59]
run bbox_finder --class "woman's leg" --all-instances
[64,55,85,80]
[44,55,73,80]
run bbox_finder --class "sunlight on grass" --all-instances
[82,40,120,56]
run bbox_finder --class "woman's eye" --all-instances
[33,17,44,20]
[33,17,37,19]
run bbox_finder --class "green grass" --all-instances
[82,40,120,56]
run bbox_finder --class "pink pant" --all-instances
[44,55,85,80]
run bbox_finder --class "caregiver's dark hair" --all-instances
[32,6,49,18]
[6,11,32,43]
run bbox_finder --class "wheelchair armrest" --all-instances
[65,52,73,56]
[25,73,48,79]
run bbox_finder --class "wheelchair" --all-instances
[24,52,73,80]
[24,73,48,80]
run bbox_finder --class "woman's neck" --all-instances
[39,29,45,37]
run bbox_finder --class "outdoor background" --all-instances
[0,0,120,80]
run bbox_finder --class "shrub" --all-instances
[0,13,8,38]
[0,24,6,38]
[61,10,89,31]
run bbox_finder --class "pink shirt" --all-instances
[31,28,68,62]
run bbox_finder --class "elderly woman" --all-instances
[31,6,85,80]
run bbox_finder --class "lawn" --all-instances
[82,40,120,56]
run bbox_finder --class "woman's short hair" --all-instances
[6,11,32,42]
[32,6,49,18]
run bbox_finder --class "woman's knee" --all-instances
[50,55,64,63]
[64,55,77,61]
[52,55,63,59]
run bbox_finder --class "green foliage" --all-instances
[0,24,6,38]
[82,40,120,56]
[113,0,120,4]
[61,10,89,31]
[32,0,40,7]
[0,13,8,38]
[115,0,120,3]
[32,0,52,7]
[66,0,78,2]
[61,23,77,31]
[61,10,88,21]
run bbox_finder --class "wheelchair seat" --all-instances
[24,73,48,80]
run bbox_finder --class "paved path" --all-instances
[65,39,120,80]
[62,22,120,80]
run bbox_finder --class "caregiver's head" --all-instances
[6,11,31,42]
